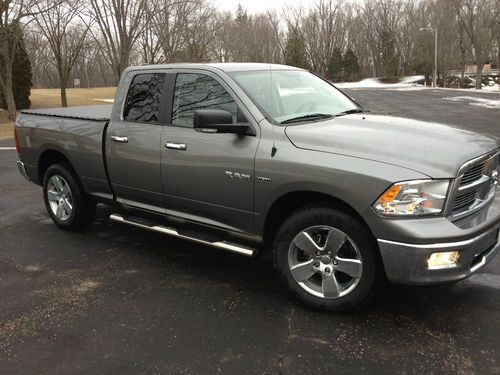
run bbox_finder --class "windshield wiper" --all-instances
[280,113,334,125]
[333,108,366,117]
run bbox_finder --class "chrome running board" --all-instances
[109,214,255,257]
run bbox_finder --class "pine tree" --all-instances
[379,30,399,77]
[343,49,360,81]
[283,27,310,70]
[327,48,343,81]
[235,3,247,23]
[0,23,32,110]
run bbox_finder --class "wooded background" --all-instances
[1,0,499,120]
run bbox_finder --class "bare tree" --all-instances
[75,38,116,87]
[178,1,219,62]
[355,0,405,77]
[34,0,90,106]
[86,0,148,83]
[25,29,58,88]
[212,11,234,62]
[148,0,188,63]
[301,0,347,76]
[0,0,61,120]
[13,0,500,92]
[139,1,163,64]
[215,8,283,64]
[451,0,500,89]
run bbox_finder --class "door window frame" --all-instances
[115,69,174,126]
[164,69,257,135]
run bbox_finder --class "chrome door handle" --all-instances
[110,135,128,143]
[165,142,187,151]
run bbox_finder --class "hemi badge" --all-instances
[257,176,272,183]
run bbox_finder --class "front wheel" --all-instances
[43,163,96,231]
[273,207,383,312]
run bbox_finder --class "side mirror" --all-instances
[193,109,250,135]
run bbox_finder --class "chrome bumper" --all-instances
[378,226,500,285]
[17,160,32,182]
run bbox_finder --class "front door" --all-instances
[161,71,260,235]
[106,71,168,213]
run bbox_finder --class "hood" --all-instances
[285,114,498,178]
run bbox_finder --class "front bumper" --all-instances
[372,192,500,285]
[378,227,500,285]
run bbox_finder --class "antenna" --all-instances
[269,63,277,157]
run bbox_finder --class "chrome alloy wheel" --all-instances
[288,225,363,299]
[46,175,73,221]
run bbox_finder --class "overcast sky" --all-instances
[212,0,307,13]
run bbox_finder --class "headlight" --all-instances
[373,180,449,216]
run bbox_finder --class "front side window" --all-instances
[172,73,238,127]
[123,73,166,124]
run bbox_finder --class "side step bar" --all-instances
[109,214,255,257]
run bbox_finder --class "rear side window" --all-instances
[171,73,238,127]
[123,73,166,124]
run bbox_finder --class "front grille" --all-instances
[453,190,477,211]
[460,163,484,186]
[450,153,498,218]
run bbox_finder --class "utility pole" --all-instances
[433,27,438,88]
[420,27,438,87]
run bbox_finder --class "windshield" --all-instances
[228,70,360,124]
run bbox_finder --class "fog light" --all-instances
[427,251,460,269]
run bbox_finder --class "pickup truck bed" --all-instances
[21,105,112,121]
[17,105,113,200]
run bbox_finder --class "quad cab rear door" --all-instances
[105,70,169,213]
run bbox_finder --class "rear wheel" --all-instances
[43,163,96,230]
[273,206,382,311]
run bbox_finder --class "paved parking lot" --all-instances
[345,87,500,138]
[1,88,500,374]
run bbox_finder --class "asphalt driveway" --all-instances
[1,88,499,374]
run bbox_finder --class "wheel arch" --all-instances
[38,148,76,185]
[262,190,376,249]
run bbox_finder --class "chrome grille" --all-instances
[452,190,477,211]
[460,163,484,186]
[450,152,498,218]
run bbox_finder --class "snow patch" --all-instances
[483,83,500,92]
[24,265,43,272]
[442,96,500,109]
[335,75,425,89]
[93,99,115,103]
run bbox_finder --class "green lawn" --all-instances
[0,87,117,140]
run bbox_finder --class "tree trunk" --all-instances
[60,84,68,107]
[476,61,483,90]
[114,66,122,86]
[58,64,68,107]
[117,48,130,84]
[0,33,17,121]
[3,69,17,121]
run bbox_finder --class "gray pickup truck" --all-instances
[15,63,500,311]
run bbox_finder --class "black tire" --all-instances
[273,206,383,312]
[42,163,96,231]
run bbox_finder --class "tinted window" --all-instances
[172,73,238,127]
[123,73,166,123]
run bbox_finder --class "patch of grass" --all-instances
[30,87,117,108]
[0,87,117,139]
[0,112,14,140]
